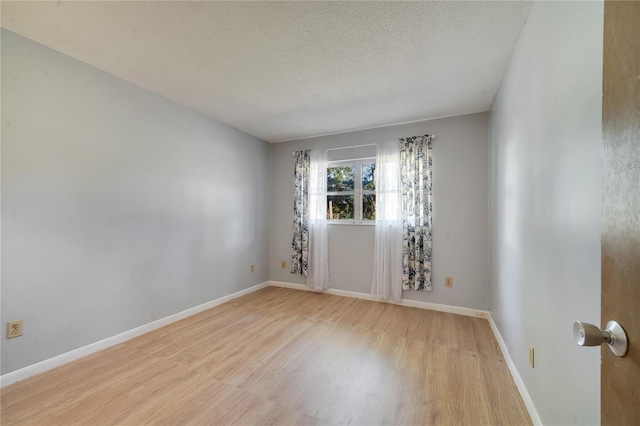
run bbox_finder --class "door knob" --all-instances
[573,320,628,357]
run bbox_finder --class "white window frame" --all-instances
[327,157,376,225]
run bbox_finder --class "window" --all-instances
[327,159,376,223]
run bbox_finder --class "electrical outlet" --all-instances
[250,264,254,273]
[445,277,453,287]
[281,260,286,269]
[529,345,535,368]
[7,320,23,339]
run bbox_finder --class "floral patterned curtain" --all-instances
[291,150,310,275]
[400,135,433,291]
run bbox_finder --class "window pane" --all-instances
[362,163,375,190]
[327,195,354,220]
[327,166,355,192]
[363,194,376,221]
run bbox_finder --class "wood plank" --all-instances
[1,287,531,425]
[601,1,640,424]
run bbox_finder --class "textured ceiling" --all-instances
[1,1,531,142]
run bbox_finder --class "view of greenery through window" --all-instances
[327,162,375,221]
[327,165,354,219]
[362,164,375,220]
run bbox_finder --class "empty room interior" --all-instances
[2,1,638,425]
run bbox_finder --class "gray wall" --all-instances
[270,113,489,310]
[488,2,603,424]
[1,30,271,374]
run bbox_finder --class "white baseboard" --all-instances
[1,278,541,426]
[0,281,270,388]
[268,281,489,319]
[488,314,543,425]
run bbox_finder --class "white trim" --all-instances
[328,157,376,164]
[0,281,270,388]
[268,281,488,319]
[327,143,377,152]
[0,278,541,426]
[488,314,543,425]
[327,221,375,226]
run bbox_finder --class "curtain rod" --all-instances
[292,136,435,155]
[327,143,377,151]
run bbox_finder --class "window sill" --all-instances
[328,221,375,226]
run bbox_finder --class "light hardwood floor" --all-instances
[1,287,531,425]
